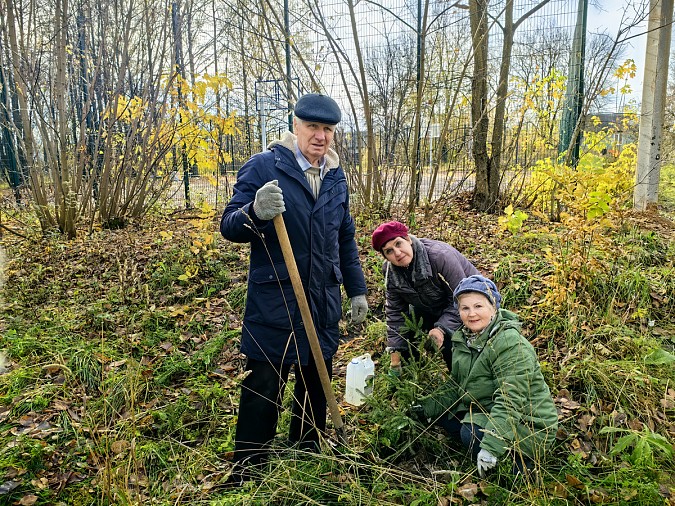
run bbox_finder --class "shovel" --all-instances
[273,214,347,443]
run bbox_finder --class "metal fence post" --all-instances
[558,0,588,167]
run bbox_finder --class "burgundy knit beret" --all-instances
[371,221,409,252]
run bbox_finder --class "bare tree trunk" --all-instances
[171,0,191,207]
[471,0,552,212]
[489,0,513,206]
[55,0,78,238]
[4,0,34,163]
[212,0,223,174]
[470,0,492,212]
[5,0,40,215]
[347,0,378,207]
[236,1,253,155]
[408,0,429,213]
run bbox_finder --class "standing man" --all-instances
[220,93,368,483]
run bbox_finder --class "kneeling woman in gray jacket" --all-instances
[371,221,479,374]
[413,275,558,477]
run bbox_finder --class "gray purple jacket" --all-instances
[384,236,479,350]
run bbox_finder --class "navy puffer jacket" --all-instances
[220,132,367,365]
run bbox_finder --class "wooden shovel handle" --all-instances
[272,214,346,439]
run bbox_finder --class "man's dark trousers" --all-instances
[232,355,332,469]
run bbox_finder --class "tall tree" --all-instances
[408,0,430,213]
[470,0,551,212]
[469,0,492,211]
[4,0,36,170]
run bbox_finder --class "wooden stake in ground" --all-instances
[273,214,347,443]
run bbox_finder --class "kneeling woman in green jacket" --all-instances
[413,275,558,477]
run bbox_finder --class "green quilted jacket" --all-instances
[419,309,558,460]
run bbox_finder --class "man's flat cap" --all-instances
[294,93,341,125]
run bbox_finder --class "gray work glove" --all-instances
[477,448,498,478]
[350,294,368,323]
[253,180,285,221]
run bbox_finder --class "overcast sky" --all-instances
[587,0,652,106]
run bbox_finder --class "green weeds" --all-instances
[0,201,673,505]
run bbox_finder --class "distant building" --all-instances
[584,112,638,155]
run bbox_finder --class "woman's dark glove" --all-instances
[422,337,438,354]
[409,404,428,423]
[388,365,402,379]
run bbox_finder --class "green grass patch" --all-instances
[0,204,673,505]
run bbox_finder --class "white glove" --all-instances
[350,294,368,323]
[253,180,285,220]
[477,448,498,478]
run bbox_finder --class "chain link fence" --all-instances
[165,0,582,211]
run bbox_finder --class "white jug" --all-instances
[345,353,375,406]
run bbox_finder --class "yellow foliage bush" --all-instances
[519,122,638,314]
[109,73,236,180]
[524,142,635,221]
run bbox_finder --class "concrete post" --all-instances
[634,0,674,210]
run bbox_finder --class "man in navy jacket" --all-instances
[220,93,368,483]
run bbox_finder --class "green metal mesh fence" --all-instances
[169,0,581,210]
